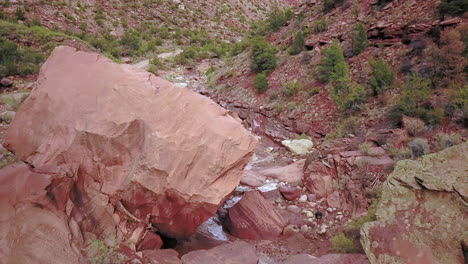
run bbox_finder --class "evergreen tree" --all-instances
[250,37,278,73]
[352,23,368,56]
[288,32,305,55]
[318,40,346,83]
[254,73,269,93]
[368,57,395,95]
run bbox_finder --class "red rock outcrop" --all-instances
[1,45,257,262]
[362,143,468,264]
[225,190,286,240]
[304,145,394,215]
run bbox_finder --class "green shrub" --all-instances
[15,8,26,21]
[266,9,292,32]
[405,117,427,136]
[393,76,443,125]
[434,132,462,151]
[332,80,366,112]
[120,30,142,55]
[330,233,356,253]
[439,0,468,17]
[384,144,413,161]
[318,41,346,83]
[408,138,430,157]
[250,37,278,73]
[288,32,305,55]
[359,142,372,155]
[351,23,368,56]
[282,80,301,97]
[313,16,328,33]
[446,84,468,126]
[334,116,361,138]
[254,73,269,93]
[324,0,345,12]
[368,57,395,95]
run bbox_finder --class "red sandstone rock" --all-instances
[137,232,163,251]
[0,163,84,264]
[143,249,182,264]
[225,191,286,240]
[3,46,257,238]
[303,161,334,198]
[256,159,306,185]
[279,186,302,201]
[180,241,258,264]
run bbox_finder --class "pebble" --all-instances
[326,207,333,213]
[287,205,302,214]
[300,225,310,233]
[317,224,328,235]
[336,215,344,221]
[304,210,314,218]
[298,195,308,203]
[283,225,299,235]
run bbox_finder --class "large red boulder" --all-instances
[3,45,257,241]
[225,190,286,240]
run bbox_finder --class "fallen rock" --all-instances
[256,159,306,185]
[362,142,468,264]
[137,232,163,251]
[0,77,13,87]
[225,190,286,240]
[282,139,313,155]
[181,241,258,264]
[3,46,257,239]
[0,91,30,110]
[280,186,302,201]
[0,111,15,123]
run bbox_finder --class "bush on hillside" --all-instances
[405,118,427,136]
[408,138,430,157]
[446,84,468,127]
[393,76,444,125]
[120,30,142,55]
[313,16,328,33]
[267,9,293,32]
[288,32,305,55]
[254,73,269,93]
[250,37,278,73]
[434,132,462,151]
[422,25,467,88]
[351,23,368,56]
[368,57,395,95]
[318,41,346,83]
[439,0,468,17]
[323,0,345,13]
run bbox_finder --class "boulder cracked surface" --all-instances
[2,45,257,247]
[361,142,468,264]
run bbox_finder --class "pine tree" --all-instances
[352,23,368,56]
